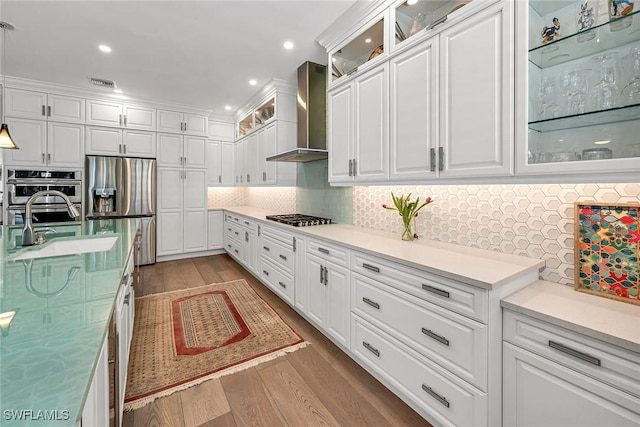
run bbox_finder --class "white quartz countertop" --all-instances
[212,206,545,290]
[502,280,640,353]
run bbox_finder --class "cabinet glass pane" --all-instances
[527,0,640,165]
[254,97,275,126]
[394,0,471,47]
[238,114,253,137]
[331,19,384,81]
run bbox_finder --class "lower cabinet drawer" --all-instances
[351,315,487,427]
[225,238,242,260]
[504,310,640,398]
[261,235,294,275]
[352,273,487,390]
[260,257,294,305]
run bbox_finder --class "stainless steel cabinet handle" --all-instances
[292,237,297,252]
[119,144,123,154]
[47,106,51,117]
[362,297,380,310]
[244,221,250,225]
[548,341,601,366]
[41,153,45,164]
[422,384,449,408]
[124,293,130,306]
[258,225,261,236]
[227,227,231,231]
[247,173,250,183]
[362,263,380,273]
[422,284,450,299]
[263,171,266,182]
[47,153,51,163]
[262,270,269,276]
[348,159,353,176]
[123,115,127,126]
[234,249,239,254]
[123,144,126,154]
[184,122,187,132]
[352,158,357,176]
[421,328,450,346]
[279,254,287,261]
[324,266,328,285]
[438,147,444,172]
[42,105,46,116]
[430,148,436,172]
[318,247,330,255]
[320,264,324,284]
[218,175,221,183]
[119,114,123,126]
[278,281,286,289]
[362,341,380,357]
[263,246,270,251]
[234,231,239,235]
[245,231,249,242]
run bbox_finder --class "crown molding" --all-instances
[233,77,295,122]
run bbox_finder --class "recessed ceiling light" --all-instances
[98,44,112,53]
[225,105,232,111]
[406,0,419,5]
[114,89,123,94]
[594,140,611,145]
[283,41,294,50]
[249,79,257,86]
[365,38,372,43]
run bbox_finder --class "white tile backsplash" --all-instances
[245,187,296,212]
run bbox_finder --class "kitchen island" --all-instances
[0,218,139,427]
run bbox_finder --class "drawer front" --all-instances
[261,224,294,246]
[225,220,244,242]
[504,310,640,398]
[352,315,487,427]
[308,239,349,267]
[225,238,242,260]
[238,216,257,232]
[351,251,487,323]
[260,257,294,305]
[261,235,294,274]
[352,273,488,390]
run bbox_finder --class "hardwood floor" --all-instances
[124,254,432,427]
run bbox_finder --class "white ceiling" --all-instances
[0,0,357,117]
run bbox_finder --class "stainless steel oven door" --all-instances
[7,182,82,205]
[7,204,83,225]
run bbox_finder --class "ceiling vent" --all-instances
[89,77,117,89]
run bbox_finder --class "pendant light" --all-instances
[0,21,18,149]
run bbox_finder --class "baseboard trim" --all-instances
[157,249,225,262]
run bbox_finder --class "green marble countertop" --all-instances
[0,219,139,426]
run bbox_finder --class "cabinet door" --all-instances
[47,122,84,168]
[325,262,350,347]
[81,335,109,427]
[328,83,354,183]
[123,130,156,158]
[184,209,208,253]
[244,133,259,184]
[157,133,183,167]
[256,128,267,184]
[243,228,258,274]
[4,88,47,119]
[184,136,207,168]
[220,142,235,185]
[390,40,438,181]
[85,126,123,156]
[354,64,388,182]
[207,140,222,185]
[86,100,123,127]
[48,94,84,123]
[157,168,183,211]
[157,211,183,255]
[3,118,47,166]
[439,1,514,178]
[208,211,224,249]
[208,120,234,141]
[157,109,183,134]
[123,105,156,130]
[235,139,244,185]
[157,168,183,255]
[503,342,640,426]
[184,169,207,210]
[264,123,278,184]
[305,253,326,328]
[184,113,208,136]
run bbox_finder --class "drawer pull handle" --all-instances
[278,281,286,289]
[421,328,450,346]
[318,247,330,255]
[234,231,239,235]
[421,284,450,299]
[263,246,270,251]
[234,249,239,254]
[362,341,380,357]
[227,227,231,231]
[362,297,380,310]
[279,254,287,261]
[548,341,601,366]
[262,270,269,276]
[421,384,450,408]
[244,221,250,225]
[362,263,380,273]
[320,264,325,284]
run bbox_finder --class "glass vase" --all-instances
[401,217,417,241]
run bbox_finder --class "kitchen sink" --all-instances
[11,235,119,260]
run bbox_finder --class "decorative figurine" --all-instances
[541,17,561,44]
[578,1,595,31]
[610,0,634,17]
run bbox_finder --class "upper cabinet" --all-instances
[237,97,276,137]
[516,1,640,175]
[5,88,84,123]
[86,100,156,130]
[157,110,208,136]
[208,120,234,141]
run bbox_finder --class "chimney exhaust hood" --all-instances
[267,62,327,162]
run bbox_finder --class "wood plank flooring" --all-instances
[124,254,431,427]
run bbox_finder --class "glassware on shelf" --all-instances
[562,67,590,114]
[622,46,640,105]
[409,12,427,36]
[608,0,634,32]
[589,51,622,111]
[538,75,562,119]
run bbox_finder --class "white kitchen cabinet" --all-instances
[157,133,207,168]
[208,211,224,249]
[207,140,235,186]
[157,109,208,136]
[4,117,84,168]
[5,88,84,123]
[208,120,234,141]
[86,100,156,130]
[81,335,109,427]
[234,138,245,185]
[243,132,259,185]
[223,213,259,274]
[258,225,297,305]
[328,64,388,184]
[389,38,438,181]
[86,126,155,158]
[439,0,514,178]
[257,121,296,186]
[157,168,208,256]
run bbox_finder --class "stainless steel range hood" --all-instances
[267,61,327,162]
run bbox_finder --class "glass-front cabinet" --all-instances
[518,0,640,175]
[330,16,385,83]
[237,96,275,137]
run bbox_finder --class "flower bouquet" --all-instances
[382,192,433,241]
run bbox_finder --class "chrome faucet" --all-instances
[22,190,81,246]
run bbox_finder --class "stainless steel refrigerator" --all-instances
[85,156,156,265]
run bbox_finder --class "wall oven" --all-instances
[6,169,82,225]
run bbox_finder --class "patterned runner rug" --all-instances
[123,279,307,410]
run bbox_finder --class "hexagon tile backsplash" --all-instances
[353,183,640,285]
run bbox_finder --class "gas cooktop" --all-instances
[265,214,332,227]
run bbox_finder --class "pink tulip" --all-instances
[382,204,388,208]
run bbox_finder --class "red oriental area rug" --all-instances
[123,279,307,410]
